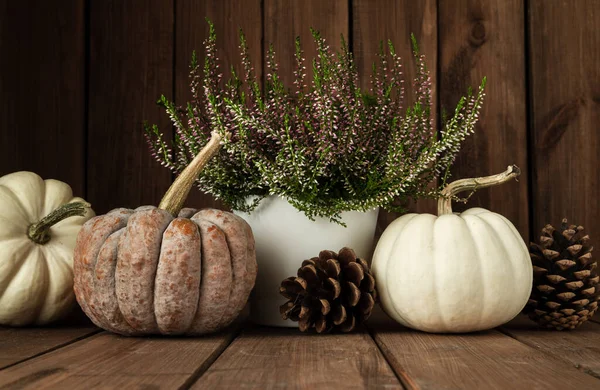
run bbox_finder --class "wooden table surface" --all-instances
[2,309,600,389]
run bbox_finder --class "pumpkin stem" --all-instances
[158,131,223,216]
[437,165,521,216]
[27,201,91,245]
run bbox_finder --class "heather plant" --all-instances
[146,21,486,224]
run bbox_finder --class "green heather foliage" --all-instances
[146,21,486,224]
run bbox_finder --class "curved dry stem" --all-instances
[437,165,521,216]
[158,131,223,216]
[28,201,91,245]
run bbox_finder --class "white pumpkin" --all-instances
[372,166,532,333]
[0,172,94,326]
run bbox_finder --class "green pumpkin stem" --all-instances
[158,131,223,216]
[437,165,521,216]
[28,201,91,245]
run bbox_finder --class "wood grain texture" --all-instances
[0,0,85,195]
[352,0,437,238]
[191,327,402,389]
[0,329,237,389]
[87,0,174,213]
[528,1,600,245]
[371,322,600,389]
[175,0,262,210]
[439,0,529,239]
[0,324,98,370]
[502,315,600,378]
[264,0,349,87]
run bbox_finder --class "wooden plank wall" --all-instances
[1,0,598,244]
[87,0,174,211]
[439,0,529,237]
[0,1,85,195]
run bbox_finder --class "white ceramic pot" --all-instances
[234,196,379,327]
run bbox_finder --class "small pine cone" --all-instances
[524,218,599,330]
[279,247,377,333]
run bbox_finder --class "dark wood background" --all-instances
[1,0,598,244]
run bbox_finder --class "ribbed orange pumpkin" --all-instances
[73,132,257,336]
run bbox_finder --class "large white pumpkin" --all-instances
[0,172,94,326]
[372,166,532,333]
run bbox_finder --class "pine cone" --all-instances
[524,218,598,330]
[279,247,377,333]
